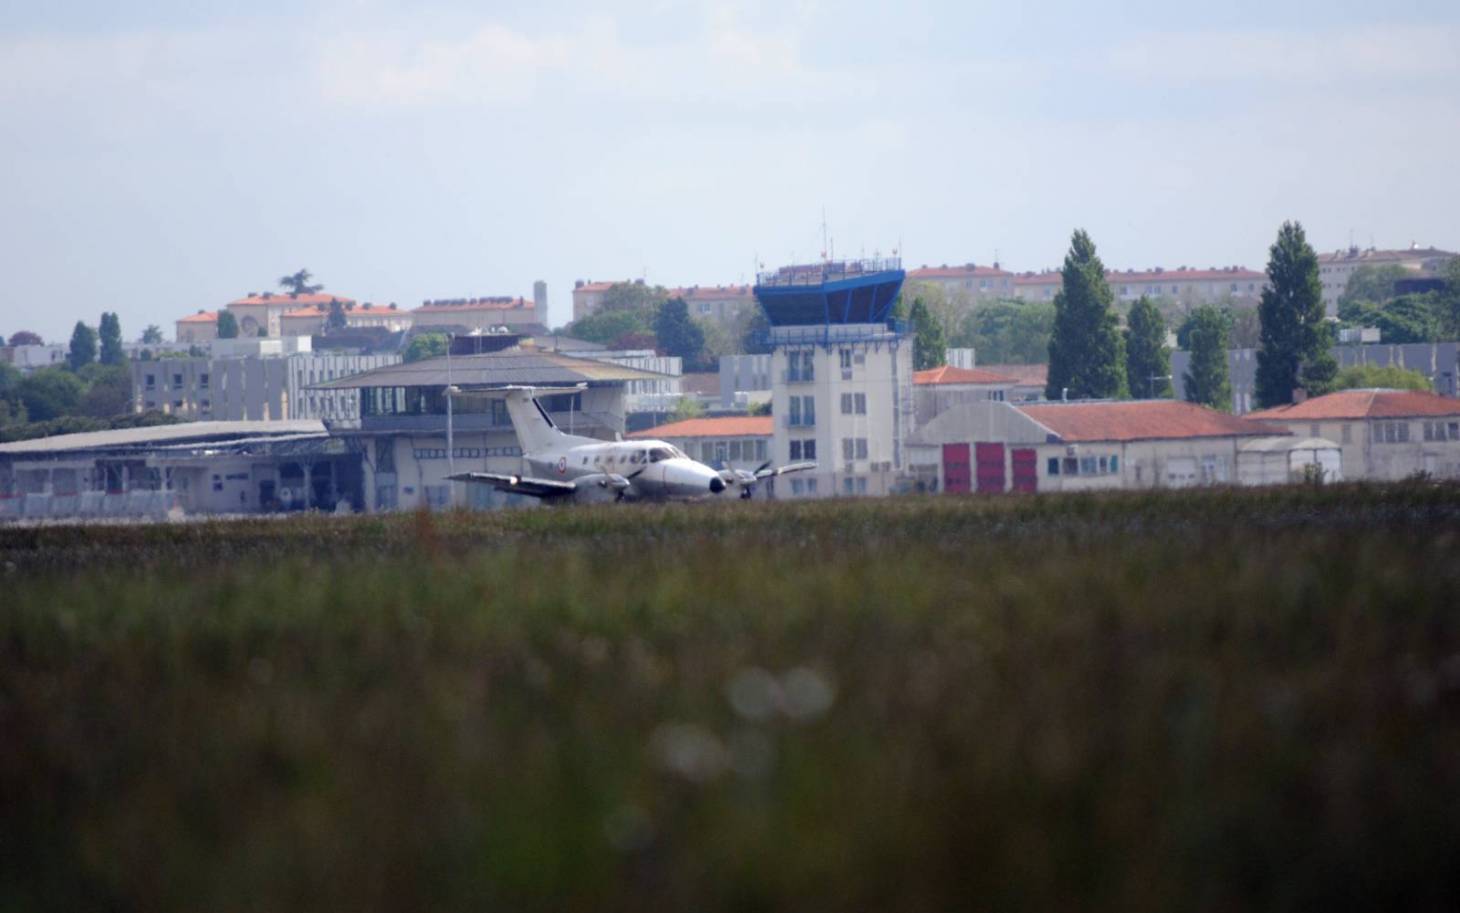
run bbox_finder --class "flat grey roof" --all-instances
[0,420,327,455]
[315,350,667,390]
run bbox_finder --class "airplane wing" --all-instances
[447,471,577,499]
[754,461,817,480]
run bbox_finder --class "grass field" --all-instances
[4,484,1460,911]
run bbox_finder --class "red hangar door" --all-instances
[1011,448,1038,493]
[975,443,1006,494]
[942,443,971,494]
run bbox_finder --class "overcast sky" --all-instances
[2,0,1457,342]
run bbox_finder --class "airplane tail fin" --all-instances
[501,387,570,454]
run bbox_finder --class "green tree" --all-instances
[566,309,655,347]
[98,312,124,365]
[1183,305,1231,411]
[1046,229,1127,399]
[1337,264,1408,313]
[1255,221,1336,407]
[908,297,947,370]
[217,311,239,339]
[8,330,43,347]
[1367,294,1444,343]
[403,333,450,363]
[653,298,707,369]
[1443,258,1460,337]
[740,306,772,355]
[19,367,86,421]
[1334,363,1432,392]
[279,269,324,295]
[79,364,133,418]
[953,300,1055,364]
[67,321,97,371]
[1124,296,1171,397]
[0,362,24,427]
[671,396,705,422]
[326,299,348,332]
[599,281,668,313]
[140,324,164,345]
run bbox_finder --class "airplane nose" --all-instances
[709,476,725,494]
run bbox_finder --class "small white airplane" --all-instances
[447,386,815,504]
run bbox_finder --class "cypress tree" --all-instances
[98,312,124,365]
[1046,229,1127,400]
[217,311,239,339]
[1183,305,1231,411]
[1124,296,1170,397]
[908,297,947,370]
[67,321,97,371]
[1255,221,1336,407]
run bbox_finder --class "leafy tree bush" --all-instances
[140,325,164,345]
[1333,363,1432,392]
[19,367,86,421]
[403,333,450,363]
[7,330,43,347]
[953,300,1055,364]
[279,269,324,295]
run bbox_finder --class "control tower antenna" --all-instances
[820,207,830,262]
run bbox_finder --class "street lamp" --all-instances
[1149,374,1173,399]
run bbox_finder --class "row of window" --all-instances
[412,447,520,460]
[144,373,207,390]
[1047,454,1120,476]
[690,438,769,464]
[789,439,817,461]
[1375,421,1412,444]
[1422,420,1460,442]
[789,477,820,495]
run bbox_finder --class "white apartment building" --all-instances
[769,323,913,498]
[1317,245,1456,318]
[1013,267,1267,306]
[906,264,1016,302]
[132,341,398,424]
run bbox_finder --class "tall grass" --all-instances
[3,484,1460,911]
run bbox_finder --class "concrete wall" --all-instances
[770,326,912,498]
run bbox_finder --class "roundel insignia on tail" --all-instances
[556,456,568,475]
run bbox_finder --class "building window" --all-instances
[1110,455,1119,473]
[1063,457,1078,475]
[1048,457,1060,475]
[841,393,853,414]
[1080,456,1096,474]
[787,350,814,383]
[856,438,868,459]
[756,440,767,461]
[839,349,852,369]
[729,440,742,461]
[854,393,866,414]
[842,438,854,461]
[145,374,155,389]
[856,477,868,494]
[843,477,855,494]
[172,373,183,387]
[791,478,804,495]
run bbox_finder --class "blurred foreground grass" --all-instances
[3,483,1460,911]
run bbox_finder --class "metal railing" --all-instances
[756,257,903,287]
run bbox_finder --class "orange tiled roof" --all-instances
[908,265,1013,280]
[979,363,1049,386]
[413,297,533,314]
[667,285,753,300]
[177,310,219,323]
[1017,400,1278,442]
[914,365,1017,386]
[1247,389,1460,421]
[629,416,773,439]
[1013,267,1265,286]
[229,292,354,308]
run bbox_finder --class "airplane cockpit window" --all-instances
[649,447,674,463]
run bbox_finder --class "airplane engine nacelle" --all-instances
[569,473,630,504]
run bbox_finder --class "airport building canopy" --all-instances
[313,350,668,391]
[0,420,327,456]
[753,257,906,327]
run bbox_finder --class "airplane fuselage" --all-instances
[525,437,727,501]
